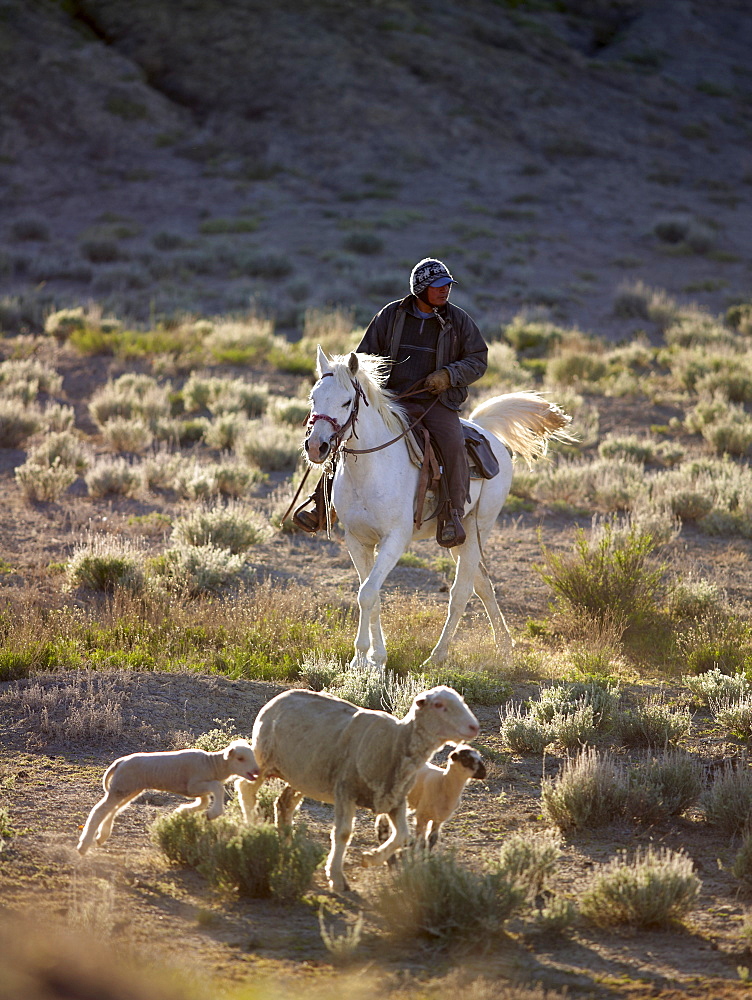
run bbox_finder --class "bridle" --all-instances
[306,371,369,454]
[306,372,438,458]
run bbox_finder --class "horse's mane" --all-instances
[326,352,406,435]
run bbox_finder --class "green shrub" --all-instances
[627,751,703,821]
[713,697,752,740]
[65,535,144,593]
[676,617,752,675]
[371,850,526,950]
[152,811,324,903]
[85,456,141,498]
[150,542,250,597]
[536,520,663,632]
[611,698,691,748]
[541,748,630,831]
[580,847,700,928]
[683,667,750,706]
[234,420,302,471]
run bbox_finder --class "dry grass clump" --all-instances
[101,416,155,453]
[297,306,360,357]
[676,615,752,675]
[496,830,562,897]
[500,679,619,754]
[613,280,681,328]
[85,456,142,498]
[15,457,77,502]
[170,501,271,552]
[234,419,302,471]
[627,750,704,821]
[88,373,172,428]
[701,759,752,836]
[65,534,145,593]
[0,399,42,447]
[203,316,276,365]
[0,670,128,743]
[611,695,691,748]
[0,357,63,401]
[580,846,700,929]
[181,372,268,417]
[152,810,324,903]
[25,430,91,473]
[202,411,250,449]
[731,832,752,891]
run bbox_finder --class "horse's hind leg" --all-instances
[425,541,478,665]
[474,561,513,659]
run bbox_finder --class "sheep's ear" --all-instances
[317,344,333,377]
[415,696,427,709]
[224,743,236,760]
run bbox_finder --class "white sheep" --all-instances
[234,685,479,891]
[375,744,487,854]
[77,739,258,855]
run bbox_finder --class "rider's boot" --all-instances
[437,504,466,548]
[292,476,335,533]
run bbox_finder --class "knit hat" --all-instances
[410,258,455,297]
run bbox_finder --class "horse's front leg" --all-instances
[345,534,383,669]
[347,530,411,670]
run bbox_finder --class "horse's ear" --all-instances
[348,352,359,376]
[316,344,332,377]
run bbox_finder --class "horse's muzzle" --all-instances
[305,435,329,463]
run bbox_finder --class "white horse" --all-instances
[304,346,573,670]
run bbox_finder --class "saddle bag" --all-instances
[463,424,500,480]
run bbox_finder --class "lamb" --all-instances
[77,739,258,855]
[375,744,487,854]
[234,685,479,891]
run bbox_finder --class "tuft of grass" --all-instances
[580,847,700,929]
[496,830,562,897]
[0,400,41,447]
[65,534,145,593]
[732,832,752,892]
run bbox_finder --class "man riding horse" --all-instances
[294,257,489,548]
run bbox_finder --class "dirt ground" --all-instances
[1,667,752,1000]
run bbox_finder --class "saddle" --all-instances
[411,422,500,529]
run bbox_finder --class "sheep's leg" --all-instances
[362,800,409,868]
[426,823,441,851]
[77,793,120,854]
[177,780,225,818]
[97,791,143,845]
[473,561,513,659]
[327,798,356,892]
[275,785,304,827]
[235,775,265,823]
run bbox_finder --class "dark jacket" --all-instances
[357,295,488,411]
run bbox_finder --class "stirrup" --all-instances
[291,504,322,533]
[437,508,466,548]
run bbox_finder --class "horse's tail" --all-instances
[469,391,576,469]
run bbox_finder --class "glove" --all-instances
[424,369,451,394]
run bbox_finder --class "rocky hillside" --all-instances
[1,0,750,337]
